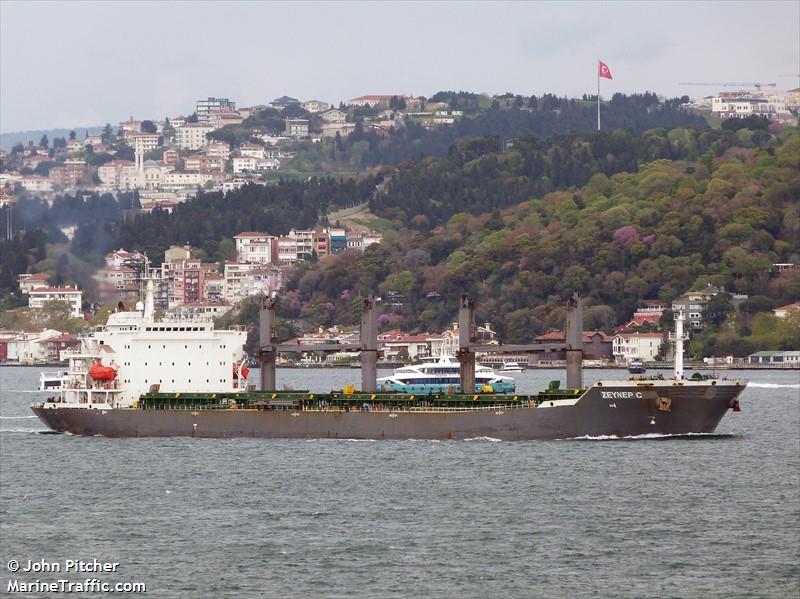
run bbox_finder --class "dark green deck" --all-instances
[138,386,583,411]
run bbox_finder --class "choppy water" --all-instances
[1,366,798,598]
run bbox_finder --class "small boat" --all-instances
[499,361,526,373]
[377,356,515,393]
[39,370,68,392]
[628,360,646,374]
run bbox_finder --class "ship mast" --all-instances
[670,310,688,379]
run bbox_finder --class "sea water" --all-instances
[1,366,798,598]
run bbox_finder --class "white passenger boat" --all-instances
[499,361,526,373]
[377,356,515,393]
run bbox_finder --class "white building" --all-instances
[175,124,215,150]
[239,143,266,159]
[302,100,331,113]
[320,108,347,123]
[232,156,280,174]
[233,232,274,264]
[129,133,161,153]
[17,273,51,294]
[196,97,236,124]
[28,286,83,318]
[711,94,788,119]
[163,171,221,190]
[612,333,664,362]
[19,176,53,193]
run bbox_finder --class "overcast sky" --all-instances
[1,0,798,133]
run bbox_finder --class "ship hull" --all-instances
[31,382,745,440]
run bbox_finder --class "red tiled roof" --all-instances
[234,232,269,238]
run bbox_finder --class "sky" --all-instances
[1,0,798,133]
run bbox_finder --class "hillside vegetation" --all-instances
[275,130,799,355]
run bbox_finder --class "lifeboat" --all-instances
[89,361,118,382]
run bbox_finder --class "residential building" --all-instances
[163,171,222,189]
[162,148,180,166]
[204,273,225,302]
[65,139,85,154]
[320,108,347,123]
[223,262,262,302]
[17,273,51,294]
[348,95,395,108]
[98,160,137,190]
[19,176,53,193]
[619,300,667,330]
[612,332,664,362]
[285,118,309,139]
[747,350,800,365]
[313,230,329,257]
[534,331,615,361]
[49,160,88,189]
[302,100,331,113]
[175,124,215,151]
[28,286,83,318]
[161,258,218,307]
[0,329,75,364]
[95,266,140,304]
[786,88,800,110]
[206,142,231,161]
[276,236,298,264]
[168,300,233,321]
[209,111,243,129]
[129,133,161,153]
[327,228,347,254]
[140,200,177,213]
[319,122,356,138]
[240,267,282,298]
[184,154,223,172]
[379,332,432,361]
[774,303,800,319]
[106,248,147,270]
[196,97,236,124]
[234,232,274,264]
[238,105,267,119]
[232,156,279,174]
[271,96,300,109]
[670,285,748,331]
[289,229,314,259]
[239,143,265,159]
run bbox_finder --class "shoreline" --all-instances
[2,362,798,371]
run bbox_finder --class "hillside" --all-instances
[271,129,800,356]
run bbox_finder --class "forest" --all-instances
[211,92,706,173]
[270,129,799,356]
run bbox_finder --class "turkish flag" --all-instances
[598,61,613,80]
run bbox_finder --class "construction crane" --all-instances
[679,82,777,90]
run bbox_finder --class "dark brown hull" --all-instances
[32,382,746,441]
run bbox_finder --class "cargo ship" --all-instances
[31,286,746,440]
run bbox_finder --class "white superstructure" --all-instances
[47,280,248,409]
[377,356,515,393]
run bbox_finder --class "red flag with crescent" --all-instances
[598,61,613,80]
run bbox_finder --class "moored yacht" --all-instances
[499,361,526,373]
[377,356,515,393]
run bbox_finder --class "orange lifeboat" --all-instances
[89,361,118,382]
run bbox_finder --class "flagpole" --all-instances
[597,60,601,132]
